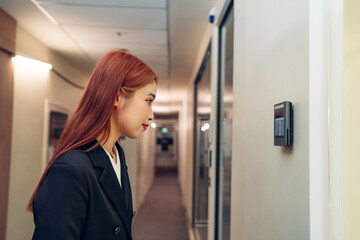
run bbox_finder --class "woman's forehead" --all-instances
[137,80,157,96]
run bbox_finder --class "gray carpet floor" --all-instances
[132,171,189,240]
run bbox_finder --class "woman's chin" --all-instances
[125,132,141,139]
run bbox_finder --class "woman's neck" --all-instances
[96,132,120,164]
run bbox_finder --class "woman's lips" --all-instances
[142,124,149,130]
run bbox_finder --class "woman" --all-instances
[28,50,158,240]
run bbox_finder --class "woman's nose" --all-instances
[148,108,154,121]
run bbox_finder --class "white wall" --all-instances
[231,0,313,239]
[344,0,360,239]
[6,26,88,240]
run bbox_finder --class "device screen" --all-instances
[274,103,285,137]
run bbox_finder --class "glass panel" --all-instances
[218,6,234,240]
[194,48,211,240]
[196,118,209,220]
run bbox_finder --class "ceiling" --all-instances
[0,0,215,112]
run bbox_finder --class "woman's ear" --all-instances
[114,91,122,108]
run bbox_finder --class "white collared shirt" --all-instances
[101,145,122,188]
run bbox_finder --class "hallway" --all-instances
[1,0,347,239]
[132,170,189,240]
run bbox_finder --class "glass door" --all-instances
[217,5,234,240]
[193,45,211,240]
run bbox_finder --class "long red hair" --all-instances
[28,50,157,211]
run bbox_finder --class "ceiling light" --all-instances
[151,122,157,128]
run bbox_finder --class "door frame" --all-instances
[208,1,233,239]
[328,0,345,239]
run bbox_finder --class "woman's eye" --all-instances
[146,99,153,105]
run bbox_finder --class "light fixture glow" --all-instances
[151,122,157,128]
[161,127,168,133]
[13,55,52,70]
[201,122,210,132]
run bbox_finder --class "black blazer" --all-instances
[32,140,134,240]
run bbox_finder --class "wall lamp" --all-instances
[12,55,85,90]
[12,55,53,70]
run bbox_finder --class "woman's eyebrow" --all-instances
[147,93,156,99]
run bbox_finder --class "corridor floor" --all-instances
[132,171,189,240]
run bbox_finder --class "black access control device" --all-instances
[274,101,293,146]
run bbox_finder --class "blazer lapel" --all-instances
[86,142,132,236]
[116,142,133,213]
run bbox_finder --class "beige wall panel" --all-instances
[0,51,13,240]
[344,0,360,239]
[0,8,16,53]
[0,8,16,240]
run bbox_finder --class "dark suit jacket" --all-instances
[32,140,134,240]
